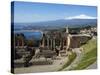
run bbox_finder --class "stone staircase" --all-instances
[60,50,67,57]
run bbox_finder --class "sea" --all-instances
[14,30,42,40]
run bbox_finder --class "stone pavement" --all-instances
[14,56,68,74]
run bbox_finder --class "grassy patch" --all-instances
[73,49,97,70]
[82,39,97,53]
[72,39,97,70]
[58,52,77,71]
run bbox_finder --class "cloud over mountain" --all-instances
[65,14,97,20]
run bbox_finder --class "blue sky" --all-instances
[12,1,97,23]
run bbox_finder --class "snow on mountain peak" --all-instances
[65,14,97,20]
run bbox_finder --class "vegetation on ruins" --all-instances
[26,39,34,47]
[14,33,26,46]
[58,52,77,71]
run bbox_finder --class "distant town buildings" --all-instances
[80,26,97,36]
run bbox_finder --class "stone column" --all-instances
[17,40,20,46]
[60,38,63,50]
[47,38,49,49]
[42,38,45,47]
[66,35,71,54]
[50,39,53,50]
[66,38,67,50]
[53,38,55,50]
[22,39,24,46]
[63,39,65,50]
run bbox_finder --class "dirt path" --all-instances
[86,61,97,69]
[63,48,84,71]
